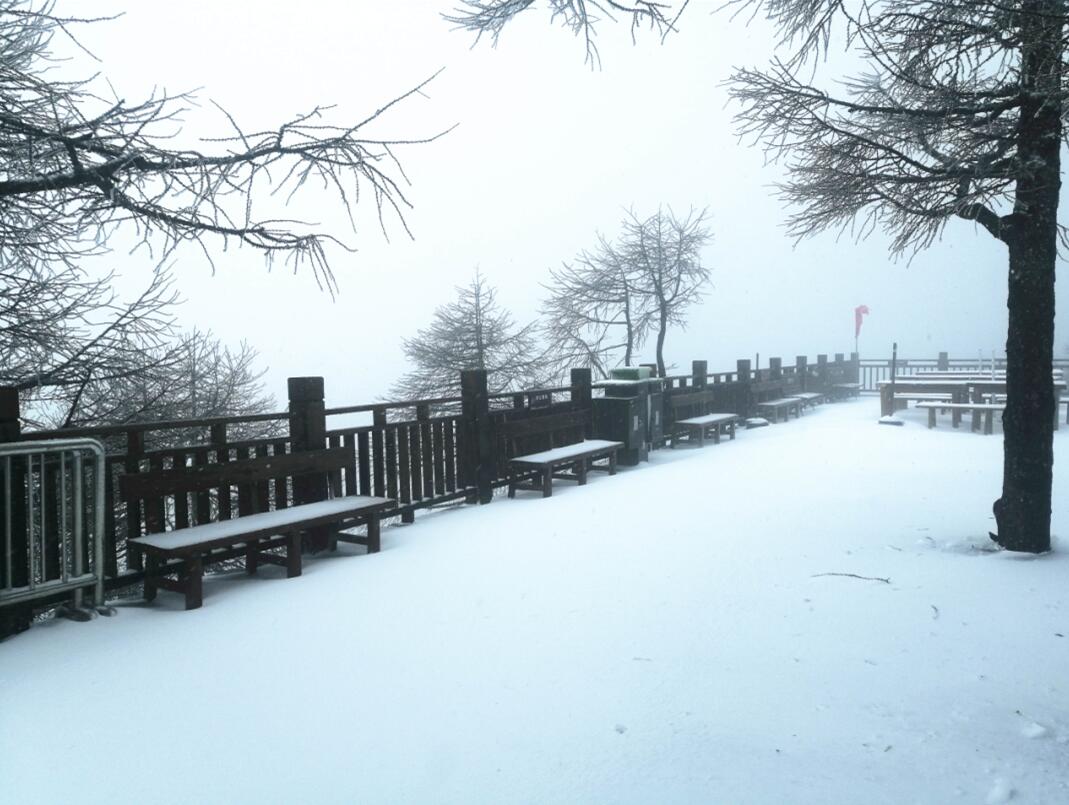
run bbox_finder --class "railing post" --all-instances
[769,357,782,381]
[461,370,493,505]
[570,368,592,437]
[817,354,829,391]
[0,387,30,640]
[124,430,145,571]
[288,377,329,551]
[736,359,753,416]
[850,352,860,384]
[938,351,949,371]
[692,360,708,388]
[796,356,808,391]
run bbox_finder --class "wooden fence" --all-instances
[0,351,859,628]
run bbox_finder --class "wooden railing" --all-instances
[859,353,1069,392]
[0,350,856,620]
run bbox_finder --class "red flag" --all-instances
[854,305,870,338]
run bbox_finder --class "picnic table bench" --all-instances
[671,412,741,448]
[755,396,803,423]
[893,392,955,408]
[121,446,393,610]
[915,401,1004,434]
[502,410,622,498]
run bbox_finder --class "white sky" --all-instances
[72,1,1068,406]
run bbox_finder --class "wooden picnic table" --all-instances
[878,377,1067,416]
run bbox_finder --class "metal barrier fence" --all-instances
[1,438,106,612]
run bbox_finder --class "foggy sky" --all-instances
[74,1,1068,407]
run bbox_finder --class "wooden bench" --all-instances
[793,391,825,408]
[893,392,955,413]
[915,401,1004,434]
[501,409,622,498]
[666,387,741,447]
[755,396,803,423]
[120,447,393,609]
[828,383,861,400]
[671,413,741,448]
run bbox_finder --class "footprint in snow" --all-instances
[614,724,627,735]
[985,778,1015,804]
[1021,721,1049,739]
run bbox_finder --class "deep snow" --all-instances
[2,400,1068,804]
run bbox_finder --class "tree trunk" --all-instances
[992,0,1061,553]
[655,311,668,377]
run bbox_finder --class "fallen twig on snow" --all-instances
[811,572,891,584]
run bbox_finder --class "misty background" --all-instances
[71,1,1066,406]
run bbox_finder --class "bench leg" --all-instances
[508,481,517,498]
[971,409,980,432]
[143,554,159,602]
[952,409,961,428]
[286,532,302,578]
[540,468,552,498]
[928,408,936,429]
[129,541,144,572]
[712,425,721,445]
[576,460,588,486]
[246,541,259,575]
[697,427,705,447]
[608,453,617,476]
[401,510,415,524]
[985,410,994,435]
[728,422,736,440]
[367,515,381,553]
[184,556,203,610]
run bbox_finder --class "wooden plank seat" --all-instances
[500,409,622,499]
[794,392,825,408]
[509,440,622,498]
[120,446,393,610]
[671,413,741,448]
[893,392,955,413]
[915,401,1004,434]
[755,397,803,423]
[829,383,862,400]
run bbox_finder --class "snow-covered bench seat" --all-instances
[120,446,393,610]
[793,391,825,408]
[499,408,622,499]
[755,397,803,423]
[508,440,622,498]
[829,383,862,400]
[893,392,955,404]
[915,401,1004,434]
[671,413,741,448]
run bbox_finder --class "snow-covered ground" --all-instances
[3,400,1068,805]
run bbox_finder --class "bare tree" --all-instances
[722,0,1065,553]
[444,0,672,65]
[618,207,711,376]
[1,257,181,419]
[390,270,547,401]
[540,234,653,380]
[449,0,1066,554]
[0,2,445,290]
[51,328,283,449]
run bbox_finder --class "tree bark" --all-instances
[992,0,1062,553]
[655,311,668,377]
